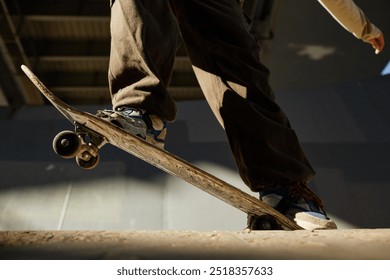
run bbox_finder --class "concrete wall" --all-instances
[262,0,390,91]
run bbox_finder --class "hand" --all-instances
[369,33,385,54]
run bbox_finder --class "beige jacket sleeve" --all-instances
[318,0,382,42]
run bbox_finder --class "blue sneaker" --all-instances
[251,184,337,230]
[97,107,167,149]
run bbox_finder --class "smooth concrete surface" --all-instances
[1,229,390,259]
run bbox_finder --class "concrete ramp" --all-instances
[1,229,390,259]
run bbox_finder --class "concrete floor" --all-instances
[1,229,390,259]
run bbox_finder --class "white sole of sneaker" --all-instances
[294,212,338,230]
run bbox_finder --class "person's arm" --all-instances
[318,0,384,54]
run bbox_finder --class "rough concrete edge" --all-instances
[1,229,390,260]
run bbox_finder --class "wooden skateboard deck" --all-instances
[21,65,301,230]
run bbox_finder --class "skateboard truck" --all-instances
[52,124,107,169]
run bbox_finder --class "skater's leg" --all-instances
[169,0,315,190]
[109,0,179,121]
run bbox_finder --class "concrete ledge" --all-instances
[1,229,390,260]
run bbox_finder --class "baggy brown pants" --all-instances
[108,0,316,192]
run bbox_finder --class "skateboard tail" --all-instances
[21,65,82,125]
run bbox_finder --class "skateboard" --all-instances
[21,65,301,230]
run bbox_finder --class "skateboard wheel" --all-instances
[53,130,81,159]
[251,215,279,230]
[258,219,274,230]
[76,153,100,169]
